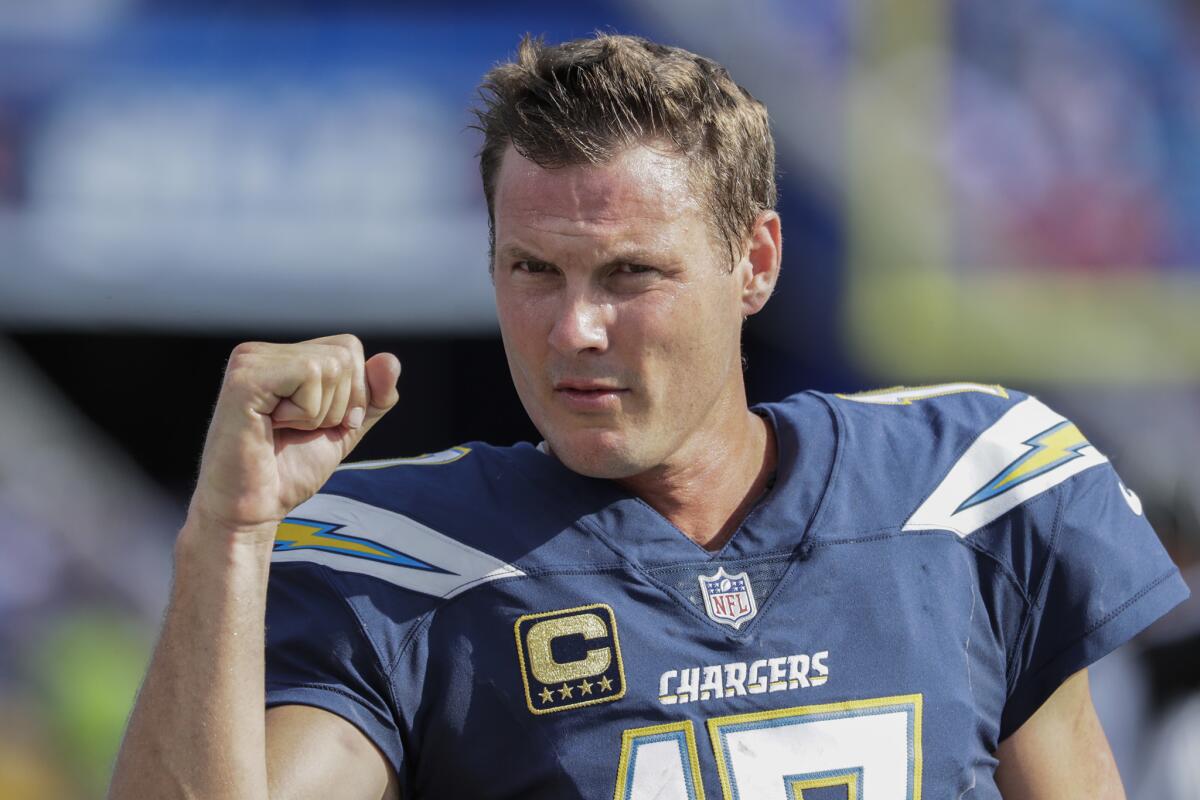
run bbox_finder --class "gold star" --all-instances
[539,687,554,704]
[598,674,614,692]
[578,678,594,696]
[558,682,574,700]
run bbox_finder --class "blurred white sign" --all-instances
[4,77,496,331]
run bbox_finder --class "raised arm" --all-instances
[109,335,401,800]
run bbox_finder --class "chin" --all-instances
[544,427,650,480]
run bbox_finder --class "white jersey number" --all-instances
[614,694,923,800]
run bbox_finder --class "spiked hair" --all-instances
[473,33,777,267]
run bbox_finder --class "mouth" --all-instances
[553,381,628,411]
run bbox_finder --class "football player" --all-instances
[111,34,1187,799]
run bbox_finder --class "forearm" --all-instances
[109,335,399,799]
[110,516,276,800]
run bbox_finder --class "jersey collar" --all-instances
[516,392,839,567]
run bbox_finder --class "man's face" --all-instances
[492,144,749,479]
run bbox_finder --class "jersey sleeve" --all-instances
[1000,460,1189,739]
[264,560,405,778]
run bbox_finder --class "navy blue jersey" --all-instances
[264,384,1188,799]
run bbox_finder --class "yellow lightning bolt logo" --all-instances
[957,421,1090,513]
[274,518,451,573]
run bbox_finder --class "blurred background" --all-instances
[1,0,1198,797]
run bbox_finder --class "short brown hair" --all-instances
[473,33,777,267]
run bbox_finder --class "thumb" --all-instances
[360,352,401,433]
[337,352,400,460]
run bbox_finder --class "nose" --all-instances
[547,294,609,356]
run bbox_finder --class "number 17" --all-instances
[614,693,923,800]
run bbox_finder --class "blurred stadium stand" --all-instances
[0,1,1197,797]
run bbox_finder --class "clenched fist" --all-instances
[186,334,401,539]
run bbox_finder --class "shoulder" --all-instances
[322,441,525,514]
[805,382,1109,538]
[771,381,1023,455]
[823,381,1021,445]
[274,441,540,601]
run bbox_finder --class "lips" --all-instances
[554,380,624,392]
[553,380,628,411]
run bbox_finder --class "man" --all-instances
[111,34,1187,799]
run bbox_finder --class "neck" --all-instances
[616,403,777,551]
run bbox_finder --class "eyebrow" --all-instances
[496,245,546,264]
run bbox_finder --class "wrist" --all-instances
[168,512,277,628]
[175,508,279,572]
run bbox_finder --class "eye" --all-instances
[615,263,657,276]
[514,260,554,275]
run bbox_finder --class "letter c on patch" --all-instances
[525,612,612,684]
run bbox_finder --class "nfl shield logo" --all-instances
[698,567,758,629]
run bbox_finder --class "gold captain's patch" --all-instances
[514,603,626,715]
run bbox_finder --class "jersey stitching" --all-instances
[741,547,808,631]
[314,485,526,578]
[264,679,411,788]
[642,549,800,574]
[1029,566,1181,681]
[807,528,1029,602]
[392,549,808,666]
[623,494,730,558]
[310,564,409,725]
[266,679,393,722]
[806,527,1022,585]
[805,391,847,538]
[902,406,1002,526]
[960,586,981,800]
[493,562,649,577]
[387,608,439,676]
[383,560,655,673]
[573,515,787,587]
[576,513,801,638]
[956,537,1031,607]
[379,526,1033,669]
[574,513,643,563]
[638,563,752,636]
[1005,483,1065,691]
[811,524,903,540]
[386,540,783,670]
[503,445,634,545]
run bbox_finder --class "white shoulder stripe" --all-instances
[838,382,1008,405]
[335,446,470,470]
[273,493,523,598]
[903,396,1108,538]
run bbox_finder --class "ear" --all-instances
[735,211,782,318]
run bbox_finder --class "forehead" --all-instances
[492,144,706,247]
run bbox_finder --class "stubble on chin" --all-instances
[543,425,649,480]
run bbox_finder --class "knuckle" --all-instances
[332,339,365,375]
[226,342,262,374]
[224,357,248,379]
[331,346,354,369]
[224,342,280,389]
[230,341,263,359]
[337,333,364,355]
[301,357,324,382]
[223,359,255,387]
[323,354,344,377]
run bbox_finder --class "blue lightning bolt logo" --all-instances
[957,421,1091,513]
[274,517,452,573]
